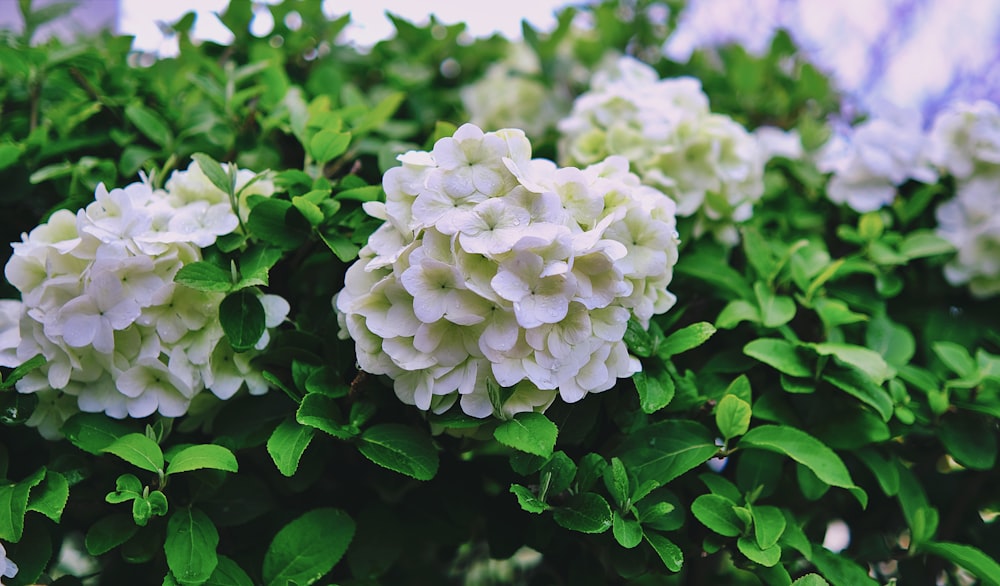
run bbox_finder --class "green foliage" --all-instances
[0,0,997,584]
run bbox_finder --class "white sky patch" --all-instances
[120,0,564,55]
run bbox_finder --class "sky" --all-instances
[113,0,1000,120]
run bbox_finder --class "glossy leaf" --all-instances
[263,508,355,586]
[358,424,439,481]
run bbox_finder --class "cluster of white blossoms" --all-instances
[335,124,680,418]
[929,100,1000,297]
[1,161,288,437]
[557,55,765,245]
[816,106,937,213]
[460,44,570,139]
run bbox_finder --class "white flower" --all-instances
[927,100,1000,179]
[4,163,286,426]
[935,172,1000,297]
[0,300,21,368]
[334,124,680,419]
[0,542,17,584]
[558,56,765,245]
[818,106,937,212]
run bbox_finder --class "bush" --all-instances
[0,1,998,584]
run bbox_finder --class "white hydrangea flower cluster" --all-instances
[816,106,937,213]
[2,161,288,437]
[929,100,1000,297]
[460,44,569,139]
[557,55,765,245]
[335,124,679,419]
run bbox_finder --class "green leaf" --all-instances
[738,426,859,495]
[744,339,811,377]
[309,129,351,165]
[645,532,683,572]
[0,354,46,390]
[933,341,976,378]
[854,448,899,496]
[204,555,254,586]
[940,413,997,470]
[754,282,796,328]
[126,103,173,148]
[822,364,894,422]
[658,322,716,358]
[865,313,915,368]
[612,511,643,548]
[716,299,761,329]
[335,185,383,202]
[792,575,830,586]
[192,153,233,196]
[106,473,142,504]
[691,494,743,537]
[0,467,44,541]
[352,91,405,134]
[716,394,752,440]
[263,508,355,586]
[751,505,786,549]
[219,289,266,352]
[166,445,238,476]
[318,228,360,262]
[811,547,879,586]
[85,514,139,556]
[62,413,137,455]
[623,318,654,357]
[699,473,743,502]
[898,230,955,259]
[617,420,718,487]
[811,342,893,384]
[553,492,612,534]
[295,393,353,439]
[541,451,576,495]
[737,536,781,567]
[493,412,558,458]
[634,369,676,414]
[102,433,164,474]
[174,262,233,292]
[165,507,219,585]
[510,484,547,514]
[247,198,310,250]
[267,418,316,477]
[603,457,630,509]
[921,541,1000,585]
[27,470,69,523]
[358,424,439,481]
[0,143,22,171]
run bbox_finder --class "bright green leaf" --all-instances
[658,322,716,358]
[174,261,233,292]
[219,289,266,352]
[617,420,718,487]
[85,514,138,556]
[553,492,612,534]
[716,394,752,440]
[751,505,786,550]
[921,541,1000,585]
[263,508,355,586]
[267,418,316,477]
[744,339,811,378]
[27,470,69,523]
[204,555,254,586]
[645,532,683,572]
[510,484,547,514]
[738,536,781,567]
[125,103,173,148]
[102,433,164,474]
[738,426,859,495]
[165,507,219,585]
[634,368,676,414]
[309,129,351,165]
[358,424,439,481]
[612,512,643,548]
[493,412,558,458]
[691,494,743,537]
[166,445,238,476]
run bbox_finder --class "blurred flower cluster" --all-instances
[1,162,287,436]
[557,56,766,245]
[335,124,679,418]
